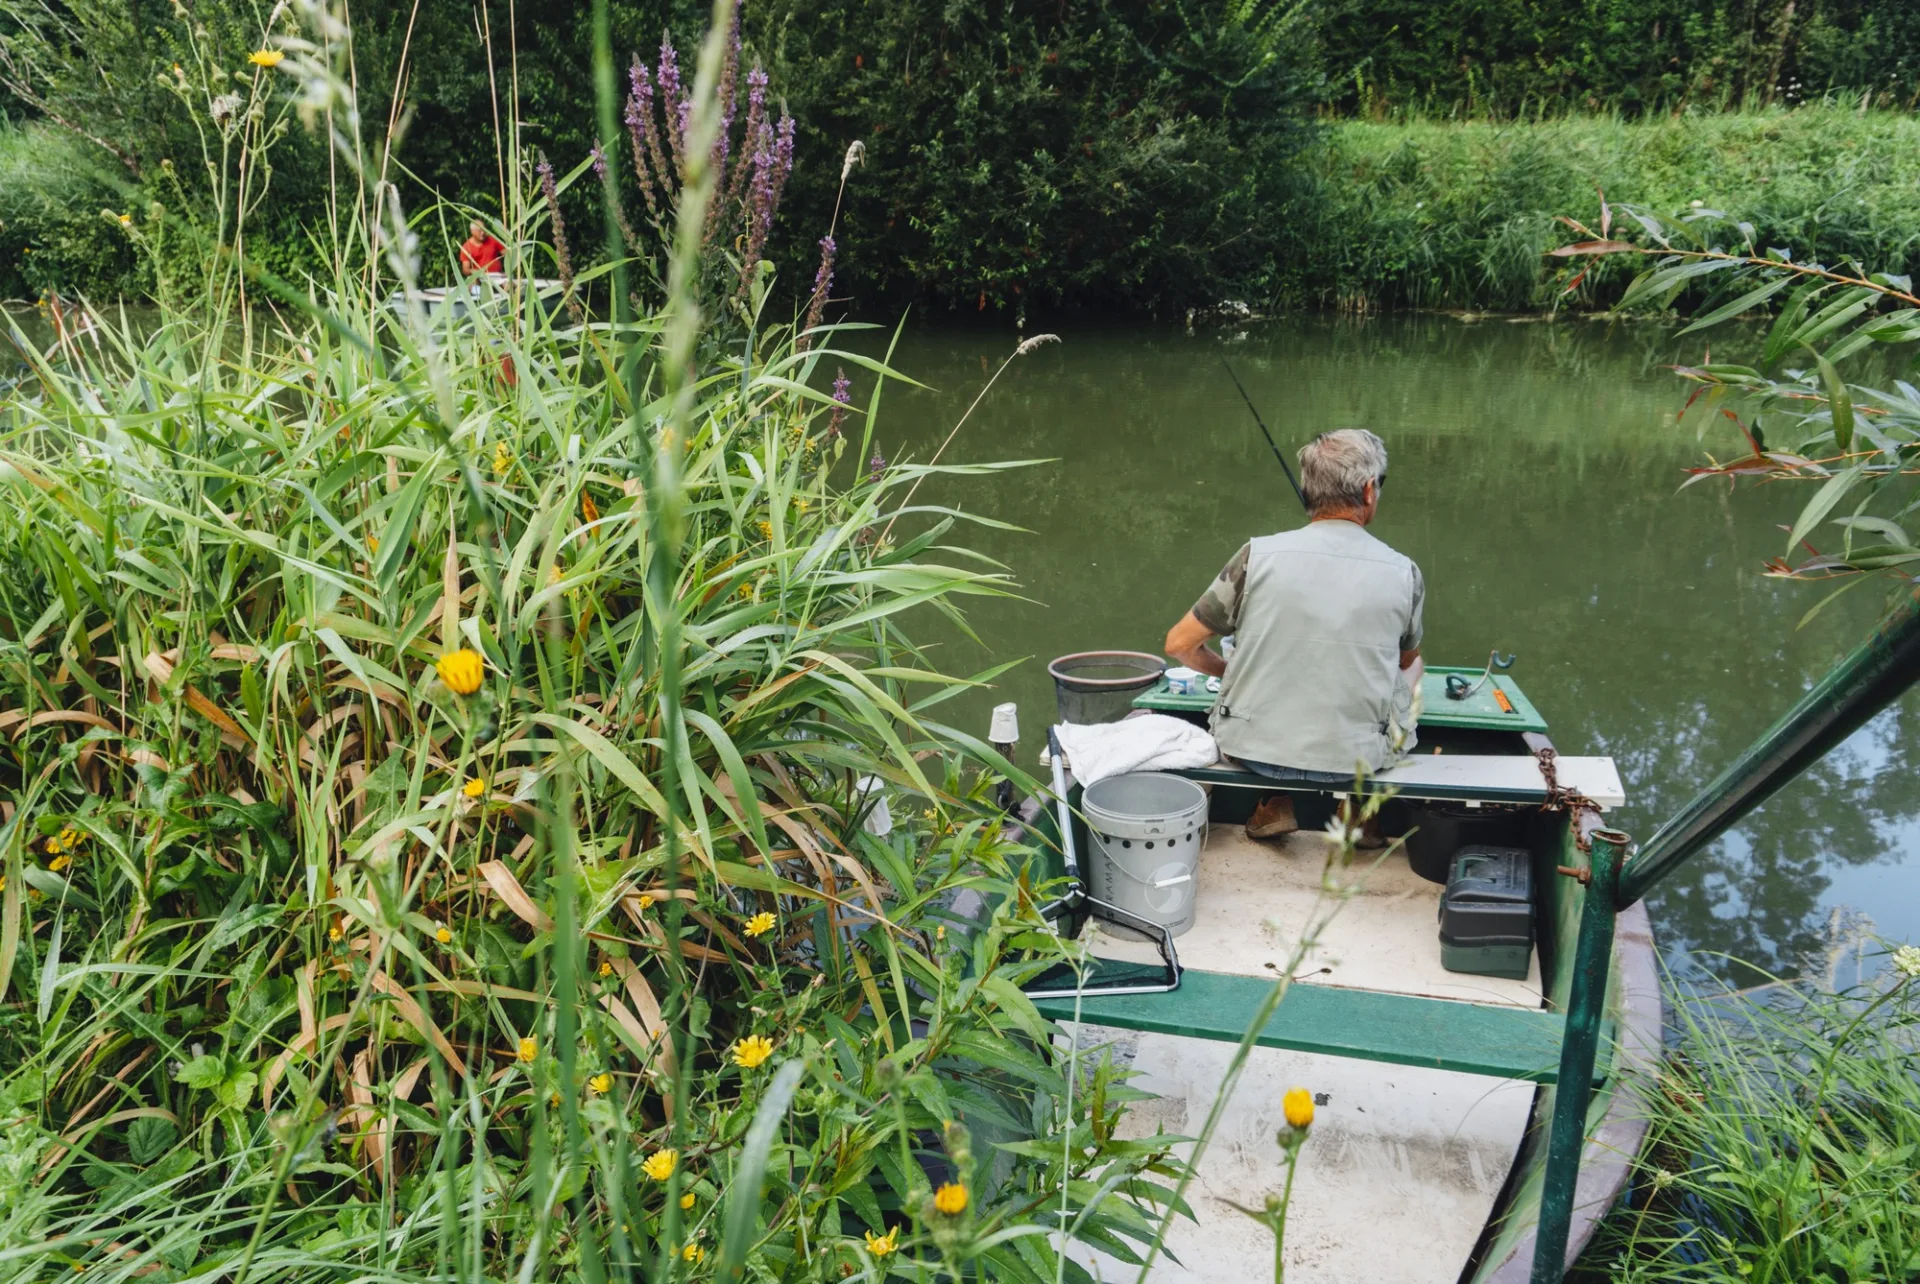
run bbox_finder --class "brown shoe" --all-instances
[1245,794,1298,840]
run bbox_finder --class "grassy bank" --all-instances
[1278,105,1920,312]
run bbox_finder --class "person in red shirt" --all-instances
[459,220,506,275]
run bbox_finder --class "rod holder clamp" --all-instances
[1555,864,1592,885]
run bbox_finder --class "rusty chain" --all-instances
[1535,745,1604,853]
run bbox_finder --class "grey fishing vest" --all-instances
[1210,522,1421,775]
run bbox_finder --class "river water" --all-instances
[877,314,1919,984]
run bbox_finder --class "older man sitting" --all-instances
[1164,428,1425,839]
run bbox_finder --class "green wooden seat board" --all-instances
[1030,964,1608,1086]
[1132,666,1549,734]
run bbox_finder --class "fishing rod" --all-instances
[1221,359,1308,513]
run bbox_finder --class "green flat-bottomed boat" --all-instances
[1012,595,1920,1281]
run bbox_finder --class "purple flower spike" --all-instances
[868,448,886,483]
[590,142,608,179]
[828,368,852,437]
[657,35,685,177]
[537,154,581,322]
[798,234,835,351]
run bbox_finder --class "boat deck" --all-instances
[1057,826,1543,1283]
[1085,825,1543,1005]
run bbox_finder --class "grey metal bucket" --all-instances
[1082,772,1209,938]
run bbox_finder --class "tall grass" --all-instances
[1578,949,1920,1283]
[1276,106,1920,313]
[0,1,1192,1278]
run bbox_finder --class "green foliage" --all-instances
[1550,184,1920,590]
[757,0,1323,314]
[1579,954,1920,1282]
[1276,106,1920,311]
[0,8,1188,1277]
[1319,0,1920,118]
[0,122,143,299]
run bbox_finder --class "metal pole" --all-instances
[1617,585,1920,907]
[1530,826,1629,1284]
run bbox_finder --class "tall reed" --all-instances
[0,1,1189,1278]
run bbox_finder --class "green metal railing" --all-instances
[1529,586,1920,1282]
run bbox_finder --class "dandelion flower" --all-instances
[680,1191,696,1210]
[434,923,452,944]
[598,960,614,978]
[1894,944,1920,979]
[436,648,485,695]
[793,498,810,513]
[864,1226,898,1256]
[248,49,285,68]
[731,1034,774,1069]
[462,776,486,798]
[328,924,343,942]
[933,1182,968,1215]
[589,1072,613,1094]
[492,441,512,478]
[48,854,71,873]
[517,1036,538,1063]
[681,1244,704,1264]
[0,876,7,894]
[642,1147,678,1181]
[117,213,132,228]
[743,911,776,938]
[637,893,655,911]
[756,520,772,539]
[1283,1086,1314,1130]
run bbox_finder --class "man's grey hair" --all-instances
[1297,428,1388,514]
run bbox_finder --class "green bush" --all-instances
[756,0,1323,315]
[1318,0,1920,118]
[0,122,143,300]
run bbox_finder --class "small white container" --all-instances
[1165,666,1200,695]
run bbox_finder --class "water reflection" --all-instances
[874,313,1920,983]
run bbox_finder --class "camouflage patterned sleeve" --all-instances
[1401,561,1426,652]
[1191,543,1250,636]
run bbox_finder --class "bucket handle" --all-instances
[1150,873,1192,890]
[1100,858,1197,894]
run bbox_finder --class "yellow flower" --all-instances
[436,648,485,695]
[517,1036,538,1063]
[0,875,7,894]
[117,213,132,228]
[48,853,71,873]
[589,1072,613,1094]
[863,1226,899,1257]
[681,1244,704,1264]
[248,49,284,67]
[1283,1086,1315,1131]
[680,1191,696,1210]
[492,441,512,478]
[367,535,380,554]
[641,1148,678,1182]
[328,924,343,942]
[637,894,655,911]
[598,960,614,977]
[731,1035,774,1070]
[755,520,772,539]
[793,498,810,513]
[933,1182,968,1216]
[581,491,600,524]
[743,911,776,939]
[462,776,486,798]
[434,923,452,944]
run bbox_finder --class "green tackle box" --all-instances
[1438,846,1534,980]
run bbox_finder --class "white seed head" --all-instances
[840,140,866,183]
[1014,333,1060,357]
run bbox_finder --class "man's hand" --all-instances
[1165,612,1227,678]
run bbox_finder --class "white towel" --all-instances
[1052,715,1218,787]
